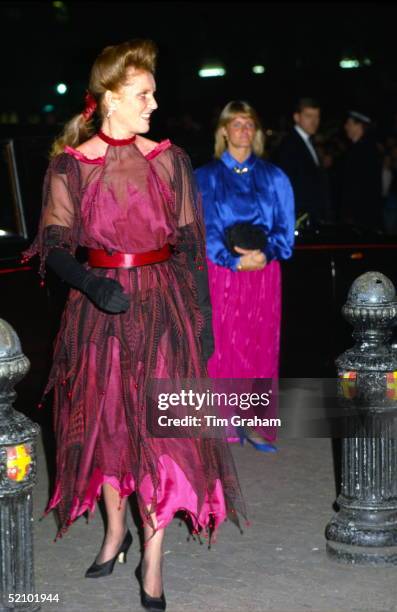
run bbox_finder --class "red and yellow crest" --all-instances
[339,371,357,399]
[386,371,397,400]
[6,444,32,482]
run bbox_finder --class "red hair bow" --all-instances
[82,90,97,121]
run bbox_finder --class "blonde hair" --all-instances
[214,100,265,159]
[50,39,158,158]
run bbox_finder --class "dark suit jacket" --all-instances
[273,128,330,224]
[340,134,382,229]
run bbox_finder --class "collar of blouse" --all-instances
[220,150,258,174]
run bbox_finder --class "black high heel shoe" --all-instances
[85,529,133,578]
[135,562,166,611]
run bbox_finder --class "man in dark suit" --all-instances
[273,97,331,226]
[340,110,382,231]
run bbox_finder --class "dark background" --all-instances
[1,1,397,147]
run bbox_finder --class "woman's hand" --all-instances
[234,246,267,271]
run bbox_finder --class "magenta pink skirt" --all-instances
[207,258,281,442]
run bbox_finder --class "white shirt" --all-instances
[294,125,320,166]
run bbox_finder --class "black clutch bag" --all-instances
[225,223,267,256]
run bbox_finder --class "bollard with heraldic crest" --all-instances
[0,318,40,611]
[326,272,397,564]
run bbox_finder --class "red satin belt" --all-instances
[88,244,172,268]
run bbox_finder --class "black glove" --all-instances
[46,248,130,314]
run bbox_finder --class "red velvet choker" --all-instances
[97,129,136,146]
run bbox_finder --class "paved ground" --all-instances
[30,433,396,612]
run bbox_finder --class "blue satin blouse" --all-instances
[195,150,295,271]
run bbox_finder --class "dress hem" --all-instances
[45,461,234,546]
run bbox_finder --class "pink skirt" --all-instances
[207,258,282,441]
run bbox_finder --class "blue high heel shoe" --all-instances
[237,427,278,453]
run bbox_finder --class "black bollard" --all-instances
[0,319,40,610]
[325,272,397,565]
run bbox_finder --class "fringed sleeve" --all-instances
[21,153,82,277]
[172,146,214,359]
[172,146,206,261]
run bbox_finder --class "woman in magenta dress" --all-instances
[195,101,295,452]
[23,40,247,611]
